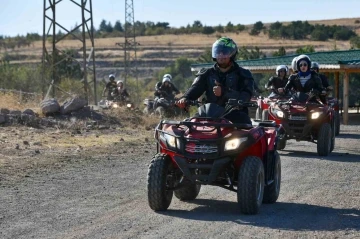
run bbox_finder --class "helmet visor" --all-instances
[212,44,235,59]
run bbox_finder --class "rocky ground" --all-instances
[0,111,359,238]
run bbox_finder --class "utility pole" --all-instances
[42,0,97,104]
[115,0,139,102]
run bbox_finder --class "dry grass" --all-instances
[0,92,42,112]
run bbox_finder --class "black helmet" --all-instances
[212,37,238,61]
[311,62,319,70]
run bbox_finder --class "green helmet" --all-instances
[212,37,238,61]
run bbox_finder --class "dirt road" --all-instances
[1,125,359,239]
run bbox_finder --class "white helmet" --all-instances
[117,80,123,85]
[291,56,298,72]
[162,77,171,83]
[109,74,115,80]
[163,74,172,80]
[276,65,288,75]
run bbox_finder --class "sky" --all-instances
[0,0,360,37]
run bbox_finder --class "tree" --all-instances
[311,29,329,41]
[272,47,286,57]
[296,45,315,54]
[197,48,212,63]
[238,46,266,60]
[114,21,123,32]
[192,20,203,28]
[214,24,224,33]
[350,36,360,49]
[202,26,215,35]
[253,21,264,32]
[99,19,107,32]
[225,22,234,32]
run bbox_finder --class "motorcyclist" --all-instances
[291,56,298,74]
[102,74,117,100]
[278,55,327,104]
[265,65,288,97]
[311,62,333,91]
[154,74,180,100]
[113,80,130,102]
[175,37,254,124]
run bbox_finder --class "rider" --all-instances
[265,65,288,97]
[311,62,333,91]
[102,74,117,100]
[278,55,327,104]
[291,56,298,74]
[175,37,254,124]
[154,74,180,100]
[114,80,130,101]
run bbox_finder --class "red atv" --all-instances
[265,91,335,156]
[147,99,283,215]
[256,89,292,121]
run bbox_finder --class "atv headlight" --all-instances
[276,110,284,118]
[112,103,119,108]
[224,137,247,151]
[311,112,322,119]
[162,133,180,149]
[126,103,132,108]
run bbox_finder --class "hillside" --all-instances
[2,17,360,79]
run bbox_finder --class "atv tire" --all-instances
[255,107,262,120]
[155,106,165,118]
[147,154,174,211]
[277,136,287,150]
[262,109,269,121]
[237,156,265,215]
[174,184,201,201]
[317,123,332,156]
[334,110,340,136]
[263,151,281,203]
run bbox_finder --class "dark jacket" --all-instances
[183,62,254,107]
[154,82,180,99]
[318,73,330,88]
[284,72,324,94]
[266,76,288,90]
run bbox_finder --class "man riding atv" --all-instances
[311,62,333,92]
[176,37,254,124]
[102,74,117,100]
[265,65,288,98]
[278,54,326,103]
[154,74,180,100]
[112,80,130,102]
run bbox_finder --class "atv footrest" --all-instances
[252,119,277,127]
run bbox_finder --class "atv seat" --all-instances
[252,119,277,127]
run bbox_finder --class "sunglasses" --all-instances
[299,63,308,67]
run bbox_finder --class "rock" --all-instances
[41,98,60,115]
[9,110,21,115]
[21,114,39,126]
[0,108,10,114]
[23,141,30,146]
[60,97,87,115]
[15,144,20,150]
[145,138,149,142]
[22,109,35,116]
[35,150,40,154]
[33,142,42,146]
[120,138,124,141]
[0,114,5,124]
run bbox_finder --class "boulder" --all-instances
[60,97,87,115]
[0,114,5,124]
[40,98,60,114]
[0,108,10,114]
[22,109,36,116]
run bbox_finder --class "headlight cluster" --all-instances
[272,109,284,118]
[224,137,247,151]
[311,112,322,119]
[160,133,181,149]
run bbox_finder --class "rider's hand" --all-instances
[278,88,284,93]
[321,90,327,95]
[327,86,333,91]
[175,98,186,109]
[213,86,222,96]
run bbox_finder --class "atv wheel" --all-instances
[263,151,281,203]
[255,107,262,120]
[262,109,269,121]
[154,106,165,118]
[237,156,265,215]
[147,154,174,211]
[277,136,287,150]
[334,110,340,136]
[174,183,201,201]
[330,119,336,153]
[317,123,332,156]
